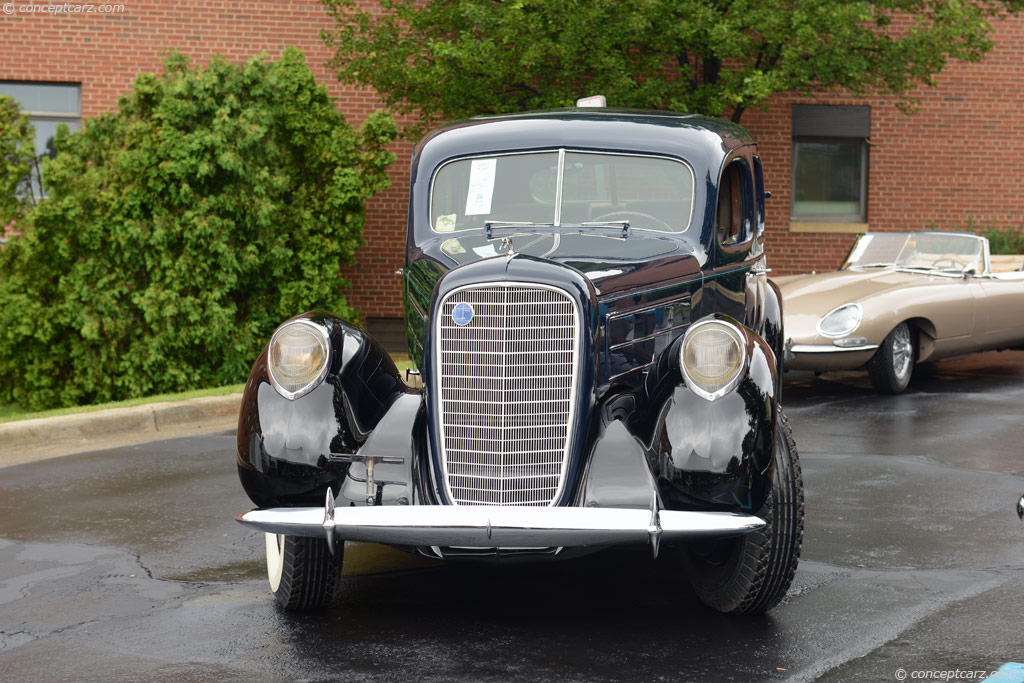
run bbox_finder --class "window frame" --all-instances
[789,104,871,226]
[0,81,82,199]
[428,148,697,236]
[0,81,81,153]
[790,137,869,223]
[716,156,756,253]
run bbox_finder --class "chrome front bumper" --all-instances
[787,343,878,355]
[236,491,765,553]
[784,338,878,371]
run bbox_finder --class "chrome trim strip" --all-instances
[789,343,878,354]
[554,148,565,226]
[434,282,581,507]
[237,505,765,547]
[608,363,653,383]
[606,293,692,350]
[608,324,688,352]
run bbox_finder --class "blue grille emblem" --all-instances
[452,302,475,326]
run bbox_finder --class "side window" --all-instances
[716,159,753,247]
[791,104,869,223]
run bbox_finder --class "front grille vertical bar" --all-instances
[436,283,579,507]
[500,284,509,506]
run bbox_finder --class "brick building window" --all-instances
[0,81,81,197]
[791,104,870,224]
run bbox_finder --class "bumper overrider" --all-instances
[237,489,765,554]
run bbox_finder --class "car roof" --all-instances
[411,108,756,183]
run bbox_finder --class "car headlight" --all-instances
[817,303,862,338]
[680,319,747,400]
[267,320,331,400]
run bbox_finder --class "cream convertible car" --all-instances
[776,231,1024,393]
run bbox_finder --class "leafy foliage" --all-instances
[981,225,1024,255]
[321,0,1023,132]
[0,95,37,228]
[0,48,397,410]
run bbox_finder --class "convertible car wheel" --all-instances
[265,532,344,611]
[682,412,804,615]
[868,322,915,394]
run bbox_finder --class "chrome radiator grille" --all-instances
[436,283,579,506]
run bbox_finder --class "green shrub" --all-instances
[0,48,397,410]
[0,95,37,228]
[981,225,1024,255]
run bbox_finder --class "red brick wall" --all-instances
[3,3,1023,309]
[0,0,410,320]
[742,16,1024,275]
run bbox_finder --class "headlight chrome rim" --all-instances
[267,319,331,401]
[816,303,863,339]
[679,318,748,401]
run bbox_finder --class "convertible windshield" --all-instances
[429,151,695,234]
[842,232,984,272]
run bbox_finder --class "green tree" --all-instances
[0,95,38,228]
[0,48,397,410]
[322,0,1023,132]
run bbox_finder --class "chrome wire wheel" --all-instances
[891,323,914,382]
[868,322,916,394]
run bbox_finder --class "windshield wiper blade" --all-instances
[849,262,894,269]
[483,220,630,240]
[580,220,630,239]
[483,221,553,239]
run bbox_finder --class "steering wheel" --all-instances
[931,254,970,269]
[591,211,673,232]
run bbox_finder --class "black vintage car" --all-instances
[235,107,803,615]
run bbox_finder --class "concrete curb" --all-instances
[0,394,242,468]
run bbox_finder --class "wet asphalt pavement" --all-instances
[1,352,1023,682]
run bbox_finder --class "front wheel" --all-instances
[265,533,344,611]
[682,412,804,615]
[868,322,915,394]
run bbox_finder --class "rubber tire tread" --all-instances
[867,322,914,394]
[273,535,344,611]
[685,411,804,615]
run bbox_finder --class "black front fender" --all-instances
[631,316,778,513]
[236,312,419,508]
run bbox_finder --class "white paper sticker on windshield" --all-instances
[441,238,466,255]
[465,158,497,215]
[472,244,500,258]
[435,214,456,232]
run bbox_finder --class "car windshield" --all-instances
[842,232,984,273]
[429,150,695,235]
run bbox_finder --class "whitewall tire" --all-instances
[263,532,345,611]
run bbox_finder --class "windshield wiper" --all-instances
[483,221,552,240]
[849,262,895,269]
[580,220,630,239]
[484,220,630,240]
